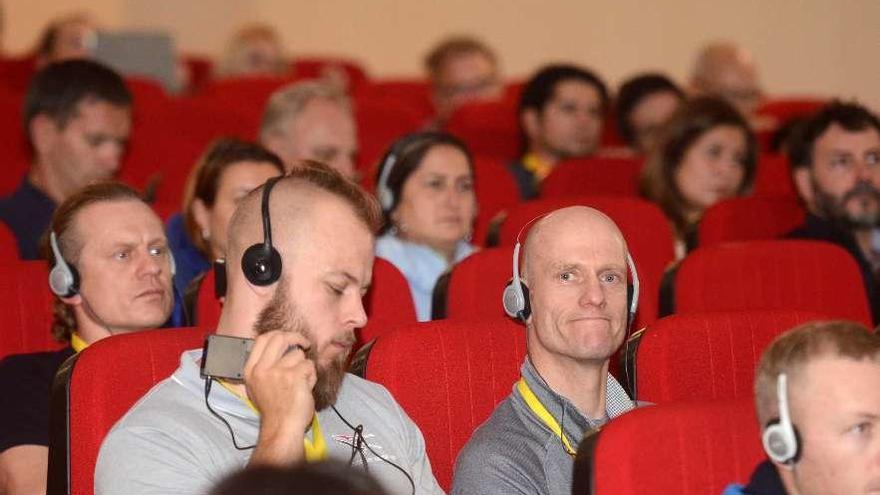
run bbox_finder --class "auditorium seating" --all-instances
[445,99,520,161]
[432,246,514,321]
[0,221,19,261]
[540,156,643,198]
[698,196,806,246]
[631,310,825,403]
[492,196,676,328]
[752,154,798,198]
[757,97,826,124]
[577,398,765,495]
[47,326,209,495]
[362,318,526,491]
[0,261,63,360]
[472,156,521,246]
[194,268,223,329]
[358,258,419,344]
[672,240,873,326]
[0,89,31,195]
[354,96,424,179]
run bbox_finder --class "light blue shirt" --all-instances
[376,233,475,321]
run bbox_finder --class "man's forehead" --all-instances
[76,201,163,245]
[524,208,627,267]
[815,123,880,152]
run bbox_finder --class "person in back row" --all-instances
[165,138,285,295]
[0,182,174,495]
[508,64,609,199]
[786,101,880,325]
[96,164,443,494]
[0,59,132,259]
[640,96,758,258]
[615,73,685,155]
[722,320,879,495]
[452,206,640,495]
[259,80,359,180]
[374,132,478,321]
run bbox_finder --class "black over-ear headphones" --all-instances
[762,373,801,465]
[501,215,640,327]
[241,176,284,286]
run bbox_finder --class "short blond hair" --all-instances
[754,320,879,425]
[258,80,351,143]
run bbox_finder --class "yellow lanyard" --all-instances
[218,380,328,462]
[71,333,88,353]
[517,378,576,457]
[522,152,555,182]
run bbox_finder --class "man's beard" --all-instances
[253,279,351,411]
[813,178,880,230]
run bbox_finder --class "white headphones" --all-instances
[376,152,397,212]
[762,373,800,464]
[501,217,640,325]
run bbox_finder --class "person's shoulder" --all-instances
[338,373,399,411]
[0,348,73,383]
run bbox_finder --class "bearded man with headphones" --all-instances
[96,164,443,495]
[452,206,640,495]
[0,181,174,495]
[722,320,880,495]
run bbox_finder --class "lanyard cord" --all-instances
[517,378,577,457]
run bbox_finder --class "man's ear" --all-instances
[60,293,83,307]
[521,108,541,143]
[792,167,815,210]
[30,114,59,157]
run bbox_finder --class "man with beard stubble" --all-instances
[95,164,443,494]
[787,102,880,325]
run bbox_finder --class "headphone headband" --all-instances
[762,373,800,464]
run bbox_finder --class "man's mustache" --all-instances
[842,180,880,203]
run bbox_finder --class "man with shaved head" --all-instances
[690,41,764,122]
[452,206,639,495]
[96,164,443,494]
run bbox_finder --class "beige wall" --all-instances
[5,0,879,109]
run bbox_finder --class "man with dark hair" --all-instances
[722,320,880,495]
[786,101,880,324]
[424,35,503,125]
[615,73,685,154]
[0,59,132,259]
[508,64,609,199]
[0,181,173,495]
[96,164,443,494]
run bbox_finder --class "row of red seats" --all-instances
[47,308,824,493]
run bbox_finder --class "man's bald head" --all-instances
[522,206,628,282]
[226,164,381,286]
[690,41,762,116]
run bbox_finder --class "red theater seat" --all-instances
[0,89,30,195]
[472,157,521,246]
[495,196,676,328]
[753,154,797,198]
[445,99,520,161]
[434,246,514,321]
[363,318,526,491]
[358,258,418,344]
[540,156,643,198]
[355,96,424,178]
[582,398,765,495]
[48,327,209,495]
[699,196,806,246]
[0,261,62,360]
[757,97,826,124]
[194,268,222,329]
[633,310,824,403]
[0,221,19,261]
[356,79,434,124]
[674,240,872,326]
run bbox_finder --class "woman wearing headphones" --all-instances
[374,132,479,321]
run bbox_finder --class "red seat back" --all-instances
[753,154,797,198]
[445,99,520,161]
[472,157,521,246]
[0,221,20,262]
[358,258,418,344]
[675,240,873,325]
[195,269,223,329]
[355,79,434,124]
[442,246,515,321]
[49,326,209,495]
[355,96,424,179]
[698,196,806,246]
[589,399,765,495]
[757,97,826,124]
[635,310,825,403]
[540,156,643,198]
[364,318,526,491]
[0,261,62,359]
[497,196,676,328]
[0,89,30,195]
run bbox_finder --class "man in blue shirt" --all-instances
[0,59,132,259]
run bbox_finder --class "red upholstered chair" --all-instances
[358,258,418,344]
[363,318,527,491]
[580,398,765,495]
[674,240,873,326]
[355,79,434,124]
[194,268,223,329]
[0,221,19,262]
[496,196,676,328]
[445,99,520,161]
[698,196,806,246]
[0,261,62,360]
[757,97,826,125]
[181,54,214,94]
[472,156,521,246]
[540,156,643,198]
[633,310,825,403]
[0,89,30,195]
[434,246,514,321]
[753,154,798,198]
[47,326,209,495]
[354,96,424,179]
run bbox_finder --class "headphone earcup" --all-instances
[49,263,80,298]
[627,283,635,327]
[241,243,282,286]
[762,420,799,464]
[502,280,531,321]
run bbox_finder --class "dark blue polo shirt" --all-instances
[0,178,56,260]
